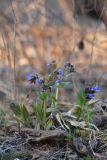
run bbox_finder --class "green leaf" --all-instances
[83,155,91,160]
[84,104,89,110]
[76,89,86,106]
[59,82,65,88]
[51,95,57,102]
[0,107,5,116]
[45,119,53,129]
[87,111,93,122]
[40,92,49,101]
[88,99,99,106]
[21,105,31,125]
[74,106,82,119]
[33,105,46,122]
[11,103,32,127]
[10,103,22,117]
[46,107,58,113]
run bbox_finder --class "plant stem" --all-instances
[43,100,47,129]
[55,88,59,100]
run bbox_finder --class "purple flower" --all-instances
[57,68,64,76]
[91,85,101,93]
[36,79,44,85]
[41,85,47,92]
[85,85,101,94]
[27,74,32,81]
[56,79,62,85]
[85,85,101,100]
[64,63,75,72]
[87,94,94,100]
[46,60,56,69]
[85,87,95,94]
[27,73,39,84]
[46,63,51,69]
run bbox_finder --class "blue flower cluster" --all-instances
[27,73,55,93]
[36,79,44,85]
[55,68,63,85]
[27,73,39,84]
[85,85,101,100]
[64,62,75,73]
[56,79,62,85]
[27,62,75,93]
[57,68,64,77]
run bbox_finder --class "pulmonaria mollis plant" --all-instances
[27,61,75,94]
[11,60,101,130]
[75,84,101,122]
[26,61,75,129]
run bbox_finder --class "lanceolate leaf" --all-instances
[21,105,31,125]
[45,119,53,129]
[32,104,46,122]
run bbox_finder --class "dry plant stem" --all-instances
[32,0,47,74]
[1,29,14,98]
[13,22,17,99]
[58,102,74,107]
[89,131,98,156]
[72,75,80,98]
[88,123,99,132]
[85,6,105,87]
[55,88,59,101]
[1,31,12,67]
[10,0,17,99]
[89,131,107,159]
[98,0,107,31]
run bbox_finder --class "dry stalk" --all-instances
[85,6,105,87]
[10,0,17,100]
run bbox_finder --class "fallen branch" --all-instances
[21,128,67,142]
